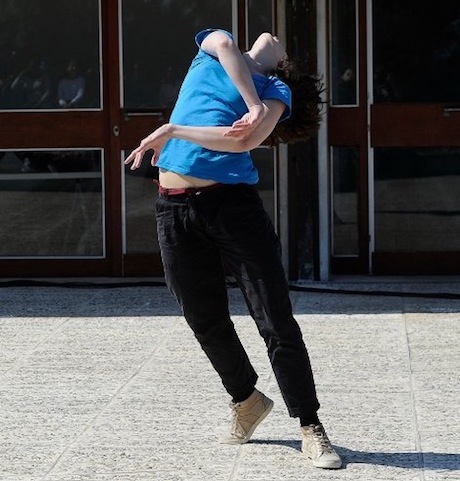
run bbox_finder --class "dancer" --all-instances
[125,28,341,469]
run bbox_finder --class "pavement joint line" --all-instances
[40,314,183,479]
[402,308,427,481]
[226,445,244,481]
[0,315,74,382]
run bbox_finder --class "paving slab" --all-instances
[0,283,459,480]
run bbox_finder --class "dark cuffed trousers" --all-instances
[156,183,319,418]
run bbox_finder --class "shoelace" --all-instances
[312,426,334,453]
[229,402,245,438]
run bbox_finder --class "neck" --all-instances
[243,52,268,76]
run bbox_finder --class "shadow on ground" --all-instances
[0,283,459,317]
[251,440,460,470]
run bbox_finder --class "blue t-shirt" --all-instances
[156,28,292,185]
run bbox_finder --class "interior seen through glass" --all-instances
[373,0,460,103]
[374,148,460,252]
[0,150,104,257]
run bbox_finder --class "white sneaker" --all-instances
[301,424,342,469]
[219,389,274,445]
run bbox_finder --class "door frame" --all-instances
[367,0,460,275]
[322,0,370,278]
[0,0,120,277]
[322,0,460,278]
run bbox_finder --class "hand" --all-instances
[124,124,171,170]
[224,104,266,138]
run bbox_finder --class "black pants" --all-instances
[156,183,319,418]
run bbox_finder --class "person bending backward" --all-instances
[125,29,341,469]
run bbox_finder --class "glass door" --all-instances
[0,0,117,276]
[0,0,280,278]
[370,0,460,274]
[329,0,460,275]
[119,0,234,275]
[328,0,370,274]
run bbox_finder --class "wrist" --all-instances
[163,122,175,138]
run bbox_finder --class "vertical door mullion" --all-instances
[366,0,375,270]
[101,0,123,275]
[357,0,370,273]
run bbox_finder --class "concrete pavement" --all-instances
[0,281,459,480]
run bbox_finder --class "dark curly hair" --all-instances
[268,59,324,146]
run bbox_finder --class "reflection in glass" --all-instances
[373,0,460,103]
[248,0,273,47]
[124,151,159,254]
[330,0,357,105]
[122,0,232,110]
[332,146,359,256]
[0,150,104,257]
[375,148,460,252]
[0,0,101,110]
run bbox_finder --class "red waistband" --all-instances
[157,182,224,197]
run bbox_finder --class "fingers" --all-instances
[124,148,139,167]
[123,151,136,165]
[232,118,250,128]
[223,130,240,138]
[232,109,263,129]
[223,127,250,138]
[124,146,147,170]
[230,123,251,131]
[124,127,167,170]
[224,116,257,137]
[130,153,140,170]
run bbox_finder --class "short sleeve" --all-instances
[261,77,292,121]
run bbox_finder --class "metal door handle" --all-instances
[122,111,166,120]
[443,107,460,116]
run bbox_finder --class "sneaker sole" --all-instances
[218,398,274,445]
[310,458,342,469]
[303,453,342,469]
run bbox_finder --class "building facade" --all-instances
[0,0,459,279]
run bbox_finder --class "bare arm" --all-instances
[201,31,264,130]
[167,99,284,151]
[124,99,285,170]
